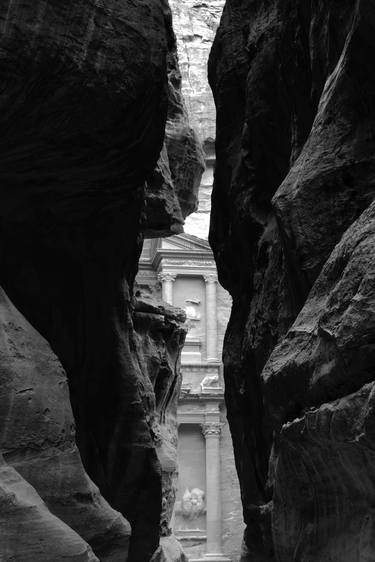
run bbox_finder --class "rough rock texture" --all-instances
[169,0,225,144]
[209,1,375,560]
[0,287,130,561]
[150,536,188,562]
[0,1,198,560]
[132,299,187,543]
[145,33,205,238]
[274,381,375,562]
[263,201,375,428]
[265,201,375,562]
[0,454,98,562]
[169,0,224,240]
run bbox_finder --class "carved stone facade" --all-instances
[135,234,243,561]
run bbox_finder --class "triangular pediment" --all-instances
[159,233,211,252]
[140,233,213,265]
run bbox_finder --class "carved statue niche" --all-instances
[175,487,206,521]
[200,372,220,390]
[184,298,201,337]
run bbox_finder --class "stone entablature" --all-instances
[138,234,220,364]
[139,234,216,274]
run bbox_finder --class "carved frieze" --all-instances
[161,259,215,267]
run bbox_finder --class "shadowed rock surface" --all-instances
[150,536,188,562]
[209,0,375,560]
[263,201,375,429]
[0,1,201,560]
[134,299,188,561]
[0,287,130,561]
[274,380,375,562]
[0,453,98,562]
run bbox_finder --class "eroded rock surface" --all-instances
[209,1,375,560]
[169,0,225,144]
[150,536,188,562]
[0,1,198,560]
[169,0,224,240]
[0,454,98,562]
[145,27,205,238]
[274,381,375,562]
[263,201,375,429]
[0,287,130,561]
[133,299,187,548]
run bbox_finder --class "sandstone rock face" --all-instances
[0,287,130,561]
[274,381,375,562]
[0,454,98,562]
[150,536,188,562]
[133,299,187,541]
[209,1,375,560]
[263,201,375,429]
[145,31,205,238]
[0,1,196,560]
[169,0,224,240]
[169,0,225,144]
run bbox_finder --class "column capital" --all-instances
[203,273,217,284]
[201,422,223,437]
[158,272,176,283]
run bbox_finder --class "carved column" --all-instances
[158,272,176,305]
[202,423,223,557]
[204,274,218,362]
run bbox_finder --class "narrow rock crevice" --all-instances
[0,2,203,560]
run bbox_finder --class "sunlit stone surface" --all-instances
[170,0,224,241]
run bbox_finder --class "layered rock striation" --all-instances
[0,1,201,560]
[209,1,375,560]
[169,0,224,145]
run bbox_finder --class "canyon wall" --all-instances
[209,0,375,560]
[168,0,224,145]
[169,0,224,239]
[145,17,205,238]
[0,1,202,561]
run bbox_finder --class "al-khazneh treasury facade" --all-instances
[135,236,243,561]
[135,1,243,559]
